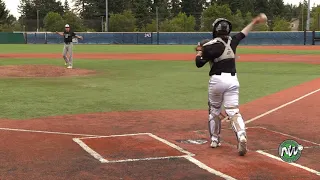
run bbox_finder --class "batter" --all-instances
[195,14,267,156]
[56,24,83,69]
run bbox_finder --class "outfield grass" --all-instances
[0,44,320,54]
[0,58,319,120]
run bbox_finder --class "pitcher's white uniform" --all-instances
[195,18,248,156]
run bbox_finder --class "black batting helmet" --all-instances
[212,18,232,38]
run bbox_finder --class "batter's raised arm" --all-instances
[241,13,268,36]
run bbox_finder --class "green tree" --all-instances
[311,6,320,30]
[214,0,242,13]
[232,10,245,31]
[169,0,181,17]
[43,12,65,32]
[240,0,254,15]
[181,0,206,30]
[269,0,285,18]
[64,0,70,12]
[19,0,64,31]
[170,12,195,31]
[72,0,112,31]
[109,0,131,14]
[272,17,291,31]
[152,0,170,20]
[0,21,24,32]
[253,0,269,16]
[201,3,233,31]
[213,0,254,15]
[109,10,136,32]
[63,11,85,31]
[160,12,195,32]
[253,23,269,31]
[0,0,15,24]
[159,19,172,31]
[145,20,157,32]
[283,4,292,21]
[298,0,308,31]
[133,0,153,30]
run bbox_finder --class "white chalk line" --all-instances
[245,88,320,124]
[0,126,235,179]
[73,138,108,163]
[0,127,98,137]
[147,133,195,156]
[193,126,320,147]
[248,127,320,146]
[4,87,319,179]
[256,150,320,176]
[77,132,150,139]
[184,156,237,180]
[74,136,190,164]
[259,146,320,152]
[75,132,196,162]
[74,133,236,179]
[103,155,189,163]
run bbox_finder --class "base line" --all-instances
[147,133,195,156]
[77,133,150,139]
[73,138,108,163]
[0,127,98,137]
[249,127,320,146]
[184,156,237,180]
[256,150,320,176]
[104,155,189,163]
[74,133,236,179]
[245,88,320,124]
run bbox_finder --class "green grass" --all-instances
[0,58,319,120]
[0,44,319,54]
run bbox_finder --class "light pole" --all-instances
[37,10,40,32]
[106,0,108,32]
[306,0,311,30]
[101,16,104,32]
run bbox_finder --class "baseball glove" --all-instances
[195,39,211,52]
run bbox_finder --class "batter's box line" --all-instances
[73,132,195,164]
[248,126,320,147]
[258,146,320,152]
[73,133,237,179]
[193,127,320,147]
[256,150,320,176]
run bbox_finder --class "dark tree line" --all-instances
[0,0,319,32]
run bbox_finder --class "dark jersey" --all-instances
[195,32,246,76]
[63,31,76,44]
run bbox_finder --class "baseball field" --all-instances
[0,44,319,179]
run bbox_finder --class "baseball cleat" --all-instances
[210,141,221,148]
[67,66,73,69]
[238,135,247,156]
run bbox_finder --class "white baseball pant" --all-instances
[63,43,73,66]
[208,73,247,143]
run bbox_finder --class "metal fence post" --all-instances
[312,30,315,45]
[304,30,306,45]
[44,32,48,44]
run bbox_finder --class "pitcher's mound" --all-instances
[0,65,96,77]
